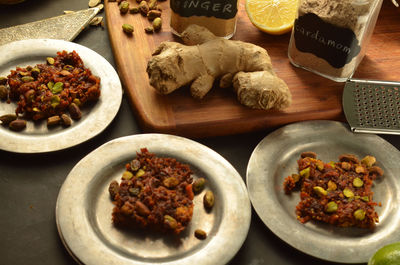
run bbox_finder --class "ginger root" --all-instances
[146,25,291,110]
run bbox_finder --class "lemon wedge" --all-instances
[245,0,298,35]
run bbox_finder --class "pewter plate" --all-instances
[246,120,400,264]
[56,134,251,265]
[0,39,122,153]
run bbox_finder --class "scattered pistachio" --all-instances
[369,166,384,177]
[73,98,81,106]
[90,16,103,26]
[164,215,178,230]
[316,160,324,171]
[355,165,366,174]
[192,177,205,194]
[153,17,162,31]
[136,168,145,177]
[135,200,150,216]
[353,177,364,188]
[292,173,300,182]
[341,161,352,170]
[129,187,140,196]
[0,77,7,85]
[194,229,207,240]
[327,180,337,191]
[122,171,134,180]
[343,188,354,198]
[47,81,54,89]
[21,76,34,83]
[46,57,55,65]
[139,0,149,15]
[88,0,101,8]
[300,151,317,159]
[108,180,119,200]
[328,161,336,168]
[354,209,366,221]
[122,23,134,34]
[51,95,60,108]
[47,115,61,126]
[147,10,161,20]
[361,155,376,168]
[0,114,17,124]
[130,159,141,171]
[339,154,360,164]
[163,176,179,188]
[31,67,40,77]
[203,190,215,209]
[51,82,64,94]
[0,85,8,100]
[60,114,72,126]
[299,167,310,178]
[361,196,370,202]
[129,7,140,14]
[325,201,338,213]
[60,70,72,76]
[145,26,154,33]
[313,186,328,197]
[148,0,157,9]
[9,119,26,131]
[69,103,82,120]
[119,1,130,14]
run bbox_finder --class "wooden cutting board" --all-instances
[105,0,400,138]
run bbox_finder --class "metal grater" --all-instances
[343,78,400,135]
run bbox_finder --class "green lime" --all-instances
[369,242,400,265]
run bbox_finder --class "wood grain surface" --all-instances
[105,0,400,138]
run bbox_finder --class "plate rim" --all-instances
[246,120,400,263]
[56,133,251,265]
[0,38,122,153]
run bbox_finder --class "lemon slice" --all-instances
[245,0,298,35]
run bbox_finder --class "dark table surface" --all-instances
[1,1,399,265]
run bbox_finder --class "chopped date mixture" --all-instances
[5,50,100,121]
[108,148,194,234]
[283,152,384,229]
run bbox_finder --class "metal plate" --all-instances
[246,120,400,264]
[0,39,122,153]
[56,134,251,265]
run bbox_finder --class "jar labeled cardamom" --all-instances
[288,0,383,82]
[170,0,239,38]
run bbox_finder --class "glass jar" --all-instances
[288,0,383,82]
[170,0,239,39]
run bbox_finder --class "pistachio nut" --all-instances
[88,0,101,8]
[313,186,327,197]
[68,103,82,120]
[0,76,7,85]
[119,1,130,14]
[353,177,364,188]
[0,114,17,124]
[9,119,26,131]
[144,26,154,34]
[0,85,8,100]
[354,209,366,221]
[164,215,178,230]
[46,57,55,65]
[122,23,134,34]
[192,177,205,194]
[60,114,72,126]
[122,171,134,180]
[139,1,149,15]
[153,17,162,31]
[325,201,338,213]
[129,7,140,14]
[203,190,215,209]
[147,10,161,20]
[21,76,34,83]
[194,229,207,240]
[47,115,61,126]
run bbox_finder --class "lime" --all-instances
[369,242,400,265]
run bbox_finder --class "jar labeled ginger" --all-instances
[170,0,239,38]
